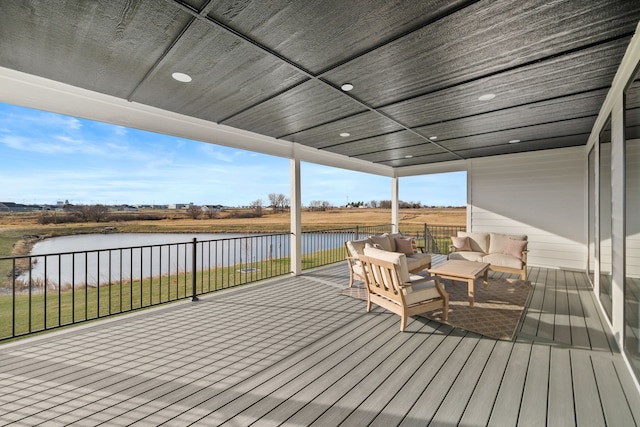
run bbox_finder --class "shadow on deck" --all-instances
[0,258,638,426]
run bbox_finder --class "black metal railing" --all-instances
[0,223,462,341]
[0,233,293,341]
[399,224,467,255]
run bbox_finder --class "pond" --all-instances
[20,232,353,287]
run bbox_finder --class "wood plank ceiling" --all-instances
[1,0,639,168]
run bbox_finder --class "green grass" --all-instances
[0,247,344,341]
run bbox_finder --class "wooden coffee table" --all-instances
[429,260,490,307]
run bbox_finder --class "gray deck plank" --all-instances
[365,329,468,427]
[519,267,546,337]
[553,270,572,345]
[135,302,383,425]
[517,343,550,427]
[458,339,517,426]
[0,263,638,426]
[291,321,452,427]
[574,273,615,352]
[592,354,637,426]
[216,311,406,426]
[564,270,591,349]
[614,357,640,423]
[538,269,557,342]
[487,341,532,427]
[397,333,485,427]
[547,346,576,427]
[572,350,606,427]
[428,338,497,426]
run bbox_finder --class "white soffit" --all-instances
[0,66,393,177]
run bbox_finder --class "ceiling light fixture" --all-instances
[509,139,521,144]
[341,83,354,91]
[172,72,192,83]
[340,132,350,137]
[478,93,496,101]
[429,136,438,140]
[405,155,413,158]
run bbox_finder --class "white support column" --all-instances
[611,96,625,346]
[290,157,302,276]
[391,175,399,233]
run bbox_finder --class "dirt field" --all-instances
[0,207,465,256]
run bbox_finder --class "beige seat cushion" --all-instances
[448,251,485,262]
[483,253,524,269]
[406,252,431,271]
[403,279,442,305]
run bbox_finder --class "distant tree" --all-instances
[85,204,110,222]
[250,199,263,217]
[308,200,331,211]
[64,204,110,222]
[379,200,392,209]
[185,204,201,219]
[370,200,378,208]
[203,206,218,219]
[268,193,289,212]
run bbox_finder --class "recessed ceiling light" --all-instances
[405,155,413,158]
[478,93,496,101]
[341,83,354,91]
[509,139,521,144]
[340,132,350,137]
[172,72,192,83]
[429,136,438,140]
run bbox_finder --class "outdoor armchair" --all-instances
[359,246,448,332]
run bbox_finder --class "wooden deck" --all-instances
[0,257,639,426]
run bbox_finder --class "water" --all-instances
[19,232,352,287]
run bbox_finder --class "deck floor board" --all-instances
[0,262,639,426]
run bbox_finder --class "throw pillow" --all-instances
[451,236,472,251]
[395,237,415,255]
[503,238,528,259]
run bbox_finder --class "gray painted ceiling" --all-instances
[1,0,639,168]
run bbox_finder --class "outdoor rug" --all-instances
[341,277,533,341]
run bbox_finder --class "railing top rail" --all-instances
[0,232,293,261]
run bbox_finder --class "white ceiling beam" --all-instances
[0,66,396,176]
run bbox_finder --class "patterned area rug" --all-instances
[341,277,532,340]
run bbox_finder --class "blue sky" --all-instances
[0,102,466,207]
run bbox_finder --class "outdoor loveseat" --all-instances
[448,231,528,280]
[344,233,432,287]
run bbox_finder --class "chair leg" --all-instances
[442,294,449,321]
[400,313,407,332]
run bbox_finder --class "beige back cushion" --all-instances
[389,232,404,251]
[363,246,410,285]
[458,231,490,253]
[346,238,371,259]
[369,234,393,252]
[488,233,527,254]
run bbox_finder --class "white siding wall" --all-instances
[468,146,585,270]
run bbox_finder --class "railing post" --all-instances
[191,238,199,302]
[424,223,428,252]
